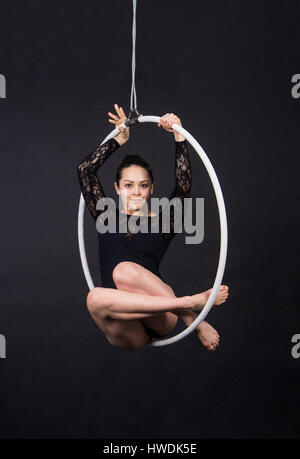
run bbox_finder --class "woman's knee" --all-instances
[112,261,139,287]
[86,287,109,315]
[159,313,178,335]
[164,283,176,297]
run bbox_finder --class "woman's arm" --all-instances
[171,139,192,199]
[158,113,192,240]
[77,104,130,221]
[77,137,121,221]
[166,139,192,239]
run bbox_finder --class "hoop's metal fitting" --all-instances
[124,108,142,127]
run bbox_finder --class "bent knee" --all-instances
[112,261,139,287]
[159,314,178,335]
[86,287,109,315]
[164,284,176,297]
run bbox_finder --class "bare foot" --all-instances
[191,285,229,311]
[196,321,220,351]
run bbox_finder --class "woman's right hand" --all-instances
[108,104,130,146]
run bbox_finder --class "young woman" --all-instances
[77,104,229,351]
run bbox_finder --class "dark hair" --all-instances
[115,154,154,187]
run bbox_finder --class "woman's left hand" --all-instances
[158,113,185,141]
[108,104,130,146]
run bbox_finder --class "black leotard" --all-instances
[77,137,192,289]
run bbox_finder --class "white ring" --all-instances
[78,115,228,347]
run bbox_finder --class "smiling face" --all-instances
[114,165,154,215]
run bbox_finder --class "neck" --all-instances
[121,209,149,216]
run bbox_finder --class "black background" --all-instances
[0,0,299,439]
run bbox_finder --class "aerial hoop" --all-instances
[78,1,227,347]
[78,116,228,347]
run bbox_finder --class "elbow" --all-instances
[77,163,83,180]
[77,161,84,172]
[185,188,191,199]
[77,161,90,176]
[183,181,192,197]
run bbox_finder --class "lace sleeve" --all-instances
[77,137,120,221]
[164,139,192,241]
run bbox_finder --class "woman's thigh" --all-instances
[88,262,178,349]
[88,302,151,351]
[113,261,178,336]
[141,303,178,336]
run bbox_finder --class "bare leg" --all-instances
[114,264,198,335]
[113,262,179,335]
[176,309,221,350]
[87,286,193,321]
[113,262,227,349]
[86,285,197,351]
[112,261,228,315]
[86,262,229,351]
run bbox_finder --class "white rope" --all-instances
[130,0,138,111]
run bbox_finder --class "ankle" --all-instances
[190,293,207,311]
[174,309,197,326]
[182,295,196,311]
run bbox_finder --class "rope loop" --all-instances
[130,0,138,112]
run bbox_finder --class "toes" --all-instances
[205,337,221,350]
